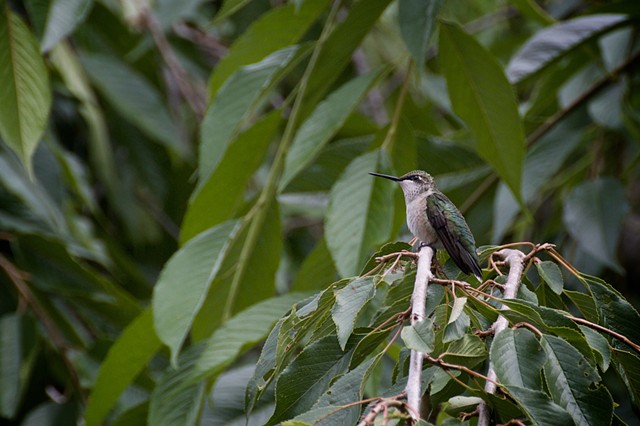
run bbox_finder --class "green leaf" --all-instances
[563,178,630,272]
[398,0,443,67]
[190,201,283,337]
[0,7,51,174]
[208,0,329,96]
[297,357,380,425]
[491,328,545,390]
[401,317,435,353]
[152,220,240,364]
[0,313,35,419]
[503,385,574,426]
[492,115,584,242]
[332,277,376,350]
[150,294,302,424]
[41,0,93,52]
[268,336,354,425]
[506,14,628,83]
[85,308,162,426]
[442,334,487,368]
[612,348,640,407]
[301,0,393,117]
[291,238,338,292]
[325,150,395,277]
[80,53,186,158]
[181,111,281,243]
[581,275,640,349]
[280,68,385,189]
[541,335,613,426]
[536,261,564,295]
[439,21,524,202]
[200,46,304,187]
[443,311,470,344]
[578,325,611,372]
[212,0,253,22]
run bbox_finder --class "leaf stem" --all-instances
[222,0,342,321]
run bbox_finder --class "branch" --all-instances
[406,245,434,421]
[478,249,525,426]
[569,315,640,355]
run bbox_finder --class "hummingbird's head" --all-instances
[369,170,435,202]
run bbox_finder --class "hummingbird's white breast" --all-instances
[406,191,442,248]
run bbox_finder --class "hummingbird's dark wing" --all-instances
[425,192,482,279]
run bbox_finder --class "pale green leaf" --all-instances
[563,178,629,272]
[41,0,93,52]
[507,14,628,83]
[280,68,385,189]
[401,317,435,353]
[208,0,329,95]
[0,314,30,418]
[181,111,281,243]
[541,335,613,426]
[332,277,376,350]
[0,8,51,174]
[443,334,487,367]
[152,220,240,363]
[325,150,394,277]
[398,0,443,67]
[439,21,524,201]
[85,309,162,426]
[200,46,303,187]
[443,311,470,343]
[447,297,468,324]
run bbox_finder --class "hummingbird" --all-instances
[370,170,482,280]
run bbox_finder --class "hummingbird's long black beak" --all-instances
[369,172,400,181]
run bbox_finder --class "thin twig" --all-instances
[0,255,85,402]
[569,316,640,355]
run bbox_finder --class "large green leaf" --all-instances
[207,0,329,96]
[199,46,304,187]
[152,220,240,363]
[80,53,185,157]
[503,385,574,426]
[291,238,337,292]
[280,68,385,189]
[563,178,629,272]
[148,294,303,426]
[325,150,395,277]
[0,7,51,174]
[189,200,283,338]
[331,276,376,350]
[41,0,93,52]
[582,275,640,348]
[0,314,35,419]
[439,21,524,201]
[296,357,380,425]
[301,0,393,116]
[536,261,564,295]
[181,111,281,243]
[85,308,162,426]
[267,336,354,425]
[612,348,640,407]
[506,14,628,83]
[398,0,444,68]
[541,335,613,426]
[492,115,583,242]
[491,328,545,390]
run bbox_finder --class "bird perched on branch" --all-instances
[370,170,482,281]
